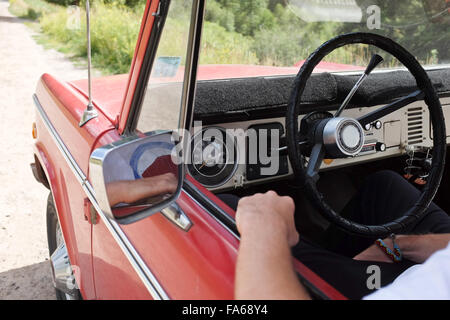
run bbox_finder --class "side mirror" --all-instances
[89,131,183,225]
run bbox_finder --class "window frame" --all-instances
[125,0,205,136]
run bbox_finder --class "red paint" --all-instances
[70,74,129,125]
[294,60,364,72]
[119,0,159,133]
[70,62,360,127]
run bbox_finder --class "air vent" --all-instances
[407,106,424,145]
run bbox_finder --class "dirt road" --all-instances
[0,0,91,299]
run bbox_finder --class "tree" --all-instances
[338,0,450,63]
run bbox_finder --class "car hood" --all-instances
[68,62,362,124]
[69,74,129,124]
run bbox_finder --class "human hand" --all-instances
[106,172,178,206]
[147,172,178,195]
[353,238,394,263]
[236,191,299,247]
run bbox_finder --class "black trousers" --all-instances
[293,170,450,299]
[218,170,450,299]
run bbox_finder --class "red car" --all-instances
[31,0,450,299]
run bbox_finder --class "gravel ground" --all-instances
[0,0,93,299]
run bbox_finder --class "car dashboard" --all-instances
[189,68,450,192]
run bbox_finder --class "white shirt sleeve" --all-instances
[364,241,450,300]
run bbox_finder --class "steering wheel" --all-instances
[286,33,446,237]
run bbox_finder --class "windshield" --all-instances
[196,0,449,80]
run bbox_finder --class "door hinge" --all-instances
[84,198,98,225]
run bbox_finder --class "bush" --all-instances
[39,2,142,74]
[200,22,258,65]
[9,0,57,20]
[46,0,78,6]
[205,0,235,32]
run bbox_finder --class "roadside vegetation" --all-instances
[9,0,142,74]
[8,0,449,75]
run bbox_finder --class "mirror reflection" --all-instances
[101,133,181,221]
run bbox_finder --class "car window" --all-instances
[136,0,194,133]
[197,0,449,80]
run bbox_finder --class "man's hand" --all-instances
[354,234,450,264]
[106,172,178,207]
[236,191,299,246]
[234,191,309,300]
[354,238,394,263]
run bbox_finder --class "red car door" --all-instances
[89,0,240,299]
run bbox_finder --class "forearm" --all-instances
[397,233,450,263]
[106,180,130,207]
[106,175,174,207]
[235,233,310,300]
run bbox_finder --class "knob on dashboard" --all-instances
[376,142,386,152]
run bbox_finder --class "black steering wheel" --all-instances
[286,32,446,237]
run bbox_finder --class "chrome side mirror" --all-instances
[89,131,183,224]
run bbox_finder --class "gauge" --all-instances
[187,127,238,187]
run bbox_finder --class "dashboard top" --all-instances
[194,68,450,124]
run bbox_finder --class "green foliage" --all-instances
[46,0,77,6]
[338,0,450,64]
[9,0,450,75]
[204,0,449,67]
[212,0,276,36]
[204,0,235,32]
[38,2,141,74]
[124,0,146,8]
[200,22,258,65]
[9,0,59,20]
[44,0,145,7]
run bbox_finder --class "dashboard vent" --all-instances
[407,106,424,145]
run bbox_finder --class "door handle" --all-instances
[161,202,192,231]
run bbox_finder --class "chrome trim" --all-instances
[161,202,193,231]
[50,242,79,296]
[323,117,364,157]
[334,73,367,117]
[79,107,98,127]
[33,94,169,300]
[79,0,98,127]
[178,0,205,132]
[187,126,240,188]
[178,0,205,163]
[89,130,183,225]
[183,179,240,241]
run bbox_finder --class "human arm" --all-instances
[234,191,310,300]
[364,242,450,300]
[354,233,450,263]
[395,233,450,263]
[106,172,178,207]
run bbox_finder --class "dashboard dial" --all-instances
[187,127,238,187]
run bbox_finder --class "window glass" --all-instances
[197,0,449,80]
[137,0,193,133]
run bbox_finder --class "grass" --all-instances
[10,0,426,76]
[8,0,267,75]
[37,3,142,74]
[9,0,57,20]
[8,0,141,75]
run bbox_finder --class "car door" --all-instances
[89,0,239,299]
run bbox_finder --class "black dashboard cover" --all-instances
[194,68,450,123]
